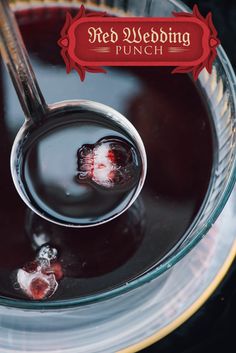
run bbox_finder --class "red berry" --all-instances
[50,262,64,281]
[22,260,39,273]
[29,277,50,300]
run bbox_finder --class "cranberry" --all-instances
[50,262,64,280]
[22,260,39,273]
[29,277,50,301]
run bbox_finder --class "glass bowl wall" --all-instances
[0,0,235,310]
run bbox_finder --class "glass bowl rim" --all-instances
[1,0,236,310]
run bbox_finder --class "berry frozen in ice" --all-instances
[16,258,58,300]
[16,245,63,300]
[77,137,140,189]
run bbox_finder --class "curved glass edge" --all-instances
[122,239,236,353]
[0,0,235,310]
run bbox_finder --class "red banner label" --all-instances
[58,5,220,81]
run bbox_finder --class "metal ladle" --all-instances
[0,0,147,227]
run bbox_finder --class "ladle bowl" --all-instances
[11,99,147,227]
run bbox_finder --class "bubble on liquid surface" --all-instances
[77,137,140,189]
[16,245,63,300]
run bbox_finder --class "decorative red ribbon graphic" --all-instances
[58,5,220,81]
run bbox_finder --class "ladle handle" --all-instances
[0,0,47,122]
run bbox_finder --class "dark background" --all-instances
[142,1,236,352]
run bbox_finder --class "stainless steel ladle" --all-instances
[0,0,147,227]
